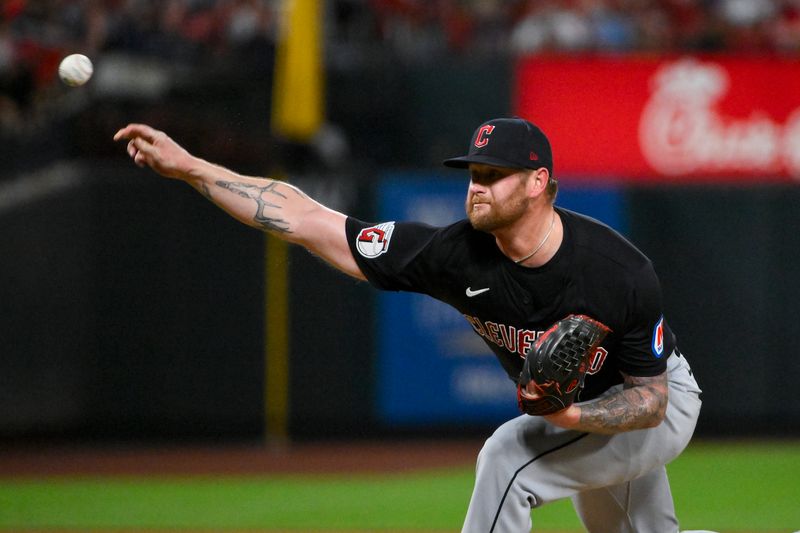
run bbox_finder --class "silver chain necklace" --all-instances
[514,211,556,264]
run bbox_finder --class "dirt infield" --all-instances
[0,439,484,477]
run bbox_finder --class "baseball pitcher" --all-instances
[115,117,702,532]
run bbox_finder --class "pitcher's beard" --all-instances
[467,196,529,232]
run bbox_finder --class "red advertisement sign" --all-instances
[515,56,800,183]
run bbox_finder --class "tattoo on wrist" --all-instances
[215,180,292,233]
[199,183,213,201]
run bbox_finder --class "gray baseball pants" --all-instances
[462,352,702,533]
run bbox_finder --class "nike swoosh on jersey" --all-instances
[466,287,491,297]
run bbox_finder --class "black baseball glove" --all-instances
[517,314,611,416]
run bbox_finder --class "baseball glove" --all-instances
[517,314,611,416]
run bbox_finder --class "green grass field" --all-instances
[1,441,798,532]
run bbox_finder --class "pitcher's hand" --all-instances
[518,383,581,429]
[114,124,195,180]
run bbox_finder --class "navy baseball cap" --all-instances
[443,117,553,175]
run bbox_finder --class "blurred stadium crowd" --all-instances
[2,0,800,133]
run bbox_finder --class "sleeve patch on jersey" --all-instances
[652,315,665,358]
[356,222,395,258]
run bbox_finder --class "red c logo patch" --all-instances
[474,125,495,148]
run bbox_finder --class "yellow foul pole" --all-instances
[265,0,324,444]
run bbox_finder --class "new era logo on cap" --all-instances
[443,117,553,175]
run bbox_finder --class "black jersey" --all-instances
[345,207,676,401]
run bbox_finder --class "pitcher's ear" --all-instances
[528,167,550,196]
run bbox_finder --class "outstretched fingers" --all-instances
[113,123,191,179]
[115,123,159,167]
[113,123,159,142]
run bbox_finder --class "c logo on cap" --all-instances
[474,125,495,148]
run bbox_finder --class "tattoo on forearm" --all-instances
[215,180,293,233]
[199,183,213,201]
[579,373,668,432]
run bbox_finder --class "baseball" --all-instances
[58,54,93,87]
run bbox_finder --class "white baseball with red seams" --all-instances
[58,54,93,87]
